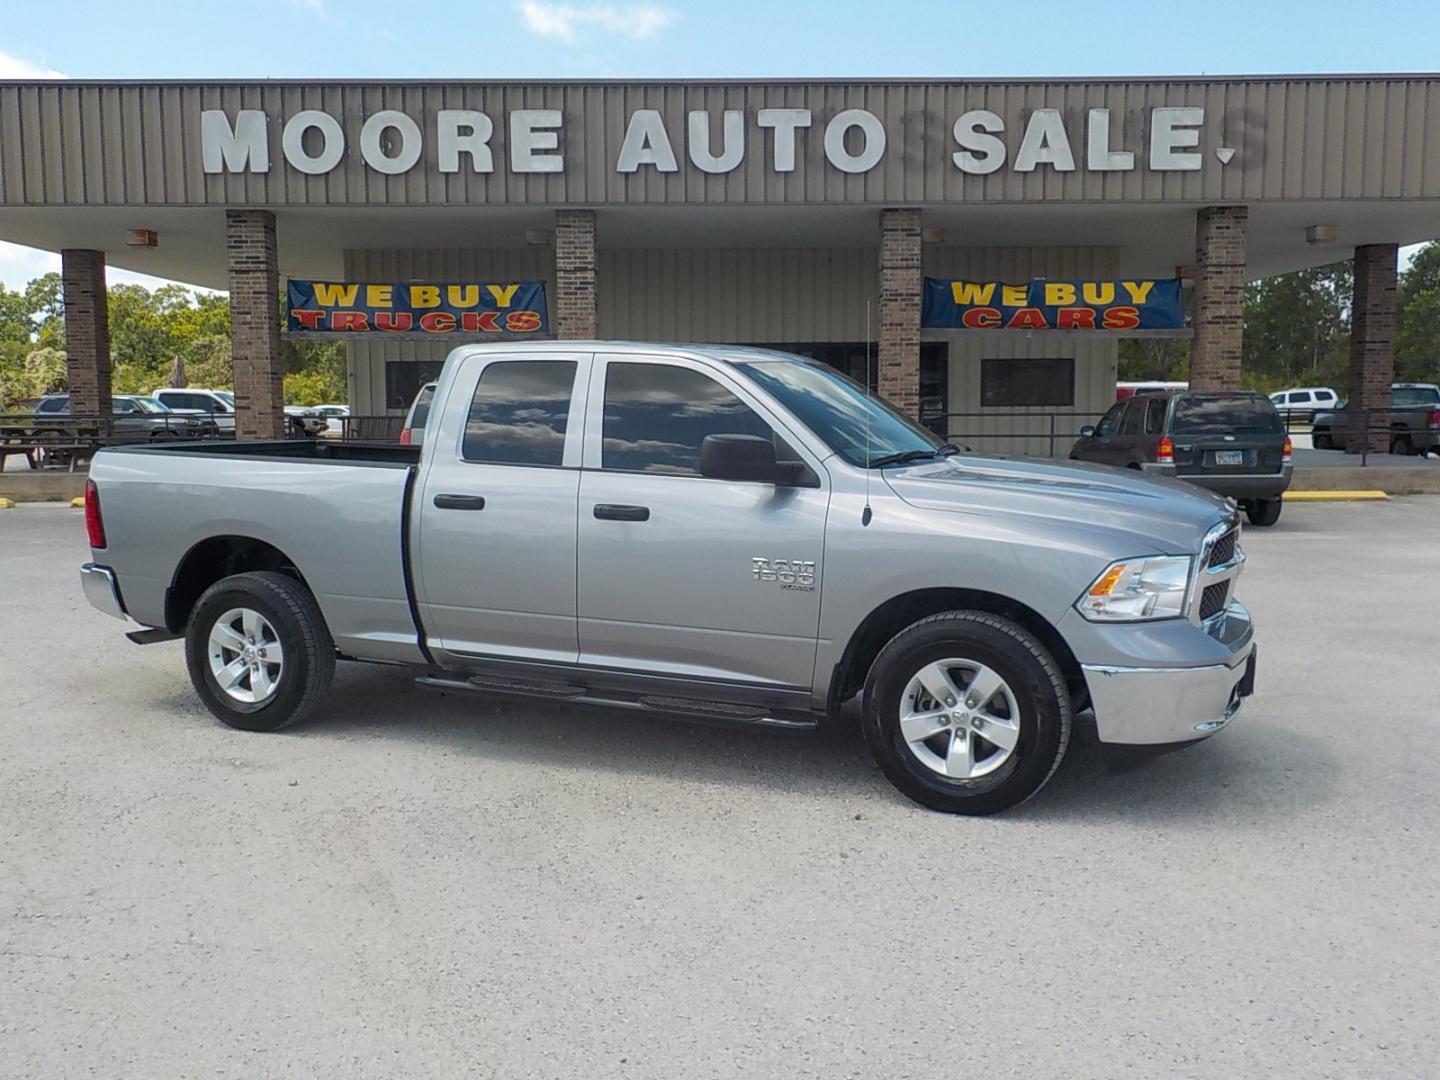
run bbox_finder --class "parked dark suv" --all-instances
[1070,390,1293,526]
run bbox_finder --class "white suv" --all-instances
[1269,386,1338,423]
[152,388,236,432]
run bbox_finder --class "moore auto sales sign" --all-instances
[201,102,1237,180]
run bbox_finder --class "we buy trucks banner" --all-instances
[286,280,549,335]
[921,278,1184,331]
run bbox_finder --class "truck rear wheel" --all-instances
[185,571,335,732]
[862,611,1071,815]
[1246,497,1283,527]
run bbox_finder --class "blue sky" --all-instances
[5,0,1440,81]
[0,0,1435,288]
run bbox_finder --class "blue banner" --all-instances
[921,278,1184,331]
[286,280,549,335]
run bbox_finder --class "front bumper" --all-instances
[1142,462,1292,500]
[80,563,128,621]
[1082,604,1257,745]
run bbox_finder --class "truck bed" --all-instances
[89,440,426,665]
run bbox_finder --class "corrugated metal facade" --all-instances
[4,77,1439,206]
[346,242,1119,444]
[925,247,1120,456]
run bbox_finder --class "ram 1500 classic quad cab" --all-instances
[81,343,1256,814]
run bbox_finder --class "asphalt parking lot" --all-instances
[3,499,1439,1079]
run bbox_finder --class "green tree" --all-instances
[1396,241,1440,383]
[1241,262,1352,391]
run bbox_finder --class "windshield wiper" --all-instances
[867,447,951,469]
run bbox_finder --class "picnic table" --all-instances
[0,414,108,471]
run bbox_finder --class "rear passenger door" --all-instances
[575,354,829,689]
[415,352,591,665]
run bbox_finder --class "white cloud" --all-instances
[517,1,674,42]
[0,48,65,79]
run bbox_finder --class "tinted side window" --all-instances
[1095,403,1125,436]
[1118,400,1144,435]
[461,361,576,466]
[1316,390,1336,401]
[1143,397,1167,434]
[602,363,773,476]
[1290,391,1312,403]
[37,397,68,413]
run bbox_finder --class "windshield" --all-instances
[1171,395,1283,435]
[215,391,235,405]
[733,358,943,467]
[131,397,168,413]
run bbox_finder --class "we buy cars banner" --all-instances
[286,280,549,335]
[922,278,1184,331]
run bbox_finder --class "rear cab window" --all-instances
[460,361,577,466]
[1171,395,1284,435]
[409,384,437,430]
[1393,386,1440,407]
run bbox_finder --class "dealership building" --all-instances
[1,75,1437,451]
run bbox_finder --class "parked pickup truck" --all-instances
[80,343,1257,815]
[1311,382,1440,455]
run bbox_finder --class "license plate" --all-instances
[1214,450,1244,466]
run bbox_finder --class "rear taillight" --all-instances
[84,479,106,549]
[1282,435,1293,464]
[1156,436,1174,465]
[1429,410,1440,430]
[398,427,412,446]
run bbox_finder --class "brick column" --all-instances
[61,249,111,418]
[1346,243,1399,454]
[554,209,597,339]
[1190,206,1248,390]
[878,208,922,418]
[226,209,285,440]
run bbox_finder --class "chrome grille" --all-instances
[1189,517,1245,628]
[1207,528,1239,569]
[1199,582,1230,620]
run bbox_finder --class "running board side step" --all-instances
[415,673,818,730]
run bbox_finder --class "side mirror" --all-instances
[1080,425,1096,438]
[700,434,783,484]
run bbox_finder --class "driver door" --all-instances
[575,353,830,689]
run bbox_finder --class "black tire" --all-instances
[1313,433,1333,450]
[185,570,335,732]
[862,611,1071,815]
[1246,497,1283,527]
[1389,433,1413,457]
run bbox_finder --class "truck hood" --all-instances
[882,454,1232,555]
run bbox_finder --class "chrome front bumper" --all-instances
[80,563,128,621]
[1083,616,1257,746]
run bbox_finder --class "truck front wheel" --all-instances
[185,571,335,732]
[862,611,1071,815]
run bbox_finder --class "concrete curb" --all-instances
[0,473,88,502]
[1291,465,1440,494]
[1287,490,1390,502]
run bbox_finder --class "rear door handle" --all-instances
[593,503,650,522]
[433,494,487,511]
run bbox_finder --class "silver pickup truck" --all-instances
[81,342,1256,815]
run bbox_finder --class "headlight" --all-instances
[1076,555,1192,622]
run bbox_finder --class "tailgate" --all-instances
[1173,434,1286,475]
